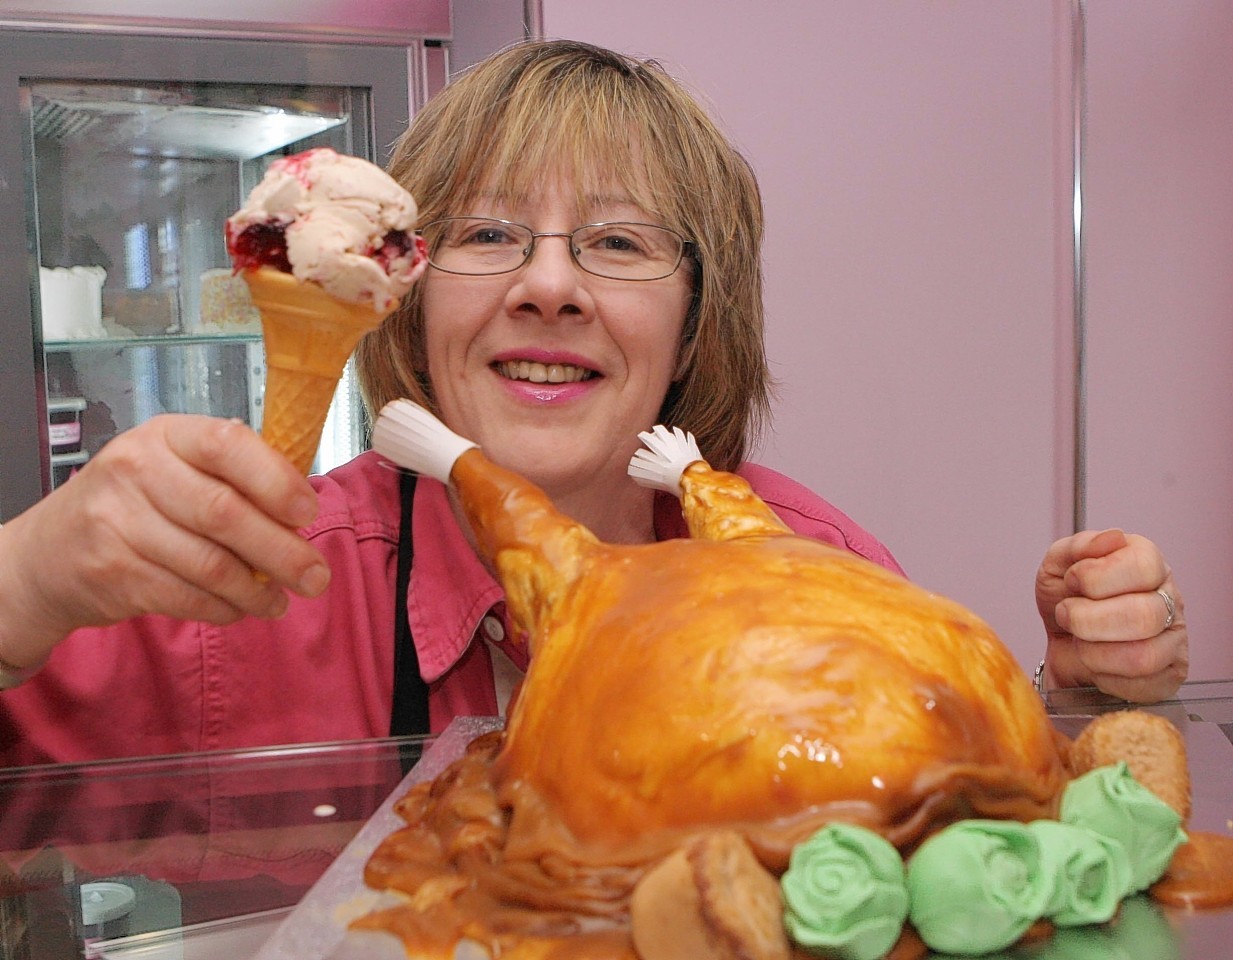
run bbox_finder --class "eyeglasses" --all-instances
[420,217,693,282]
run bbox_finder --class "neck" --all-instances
[446,469,659,573]
[548,476,659,546]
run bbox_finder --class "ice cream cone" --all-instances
[242,266,392,474]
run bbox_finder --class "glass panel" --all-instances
[0,736,432,957]
[27,79,373,485]
[43,340,264,485]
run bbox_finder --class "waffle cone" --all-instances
[241,267,392,474]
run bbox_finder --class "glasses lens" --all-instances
[423,218,532,275]
[572,223,685,280]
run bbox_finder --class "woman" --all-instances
[0,41,1186,765]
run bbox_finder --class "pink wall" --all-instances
[1083,0,1233,681]
[542,1,1233,681]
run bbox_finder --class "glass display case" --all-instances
[0,22,446,520]
[0,734,434,959]
[34,79,370,488]
[0,702,1231,960]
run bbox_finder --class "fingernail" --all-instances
[299,563,331,597]
[1054,602,1071,631]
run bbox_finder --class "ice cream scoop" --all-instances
[226,148,426,474]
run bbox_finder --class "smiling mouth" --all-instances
[496,360,597,384]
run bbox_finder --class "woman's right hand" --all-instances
[0,414,330,669]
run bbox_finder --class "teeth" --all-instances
[498,360,593,384]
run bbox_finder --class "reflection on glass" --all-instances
[0,736,430,956]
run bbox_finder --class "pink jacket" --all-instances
[0,452,903,767]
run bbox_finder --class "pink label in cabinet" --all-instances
[49,421,82,449]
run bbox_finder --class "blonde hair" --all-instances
[356,39,771,470]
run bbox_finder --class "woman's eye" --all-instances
[589,230,642,254]
[464,227,514,245]
[601,235,638,251]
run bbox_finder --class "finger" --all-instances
[1056,585,1181,643]
[160,416,319,529]
[141,464,329,596]
[92,547,285,625]
[93,417,328,596]
[1069,634,1188,702]
[1038,528,1128,580]
[1063,534,1169,601]
[116,516,303,620]
[68,471,300,622]
[21,504,286,636]
[1088,670,1183,704]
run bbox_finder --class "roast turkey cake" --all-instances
[357,401,1220,960]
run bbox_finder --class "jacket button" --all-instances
[481,614,505,643]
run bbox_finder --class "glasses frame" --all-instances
[420,216,694,282]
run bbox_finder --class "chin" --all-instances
[513,459,609,500]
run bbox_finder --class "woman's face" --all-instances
[419,179,692,499]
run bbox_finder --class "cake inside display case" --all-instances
[37,265,107,341]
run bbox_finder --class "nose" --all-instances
[514,233,588,319]
[525,232,579,271]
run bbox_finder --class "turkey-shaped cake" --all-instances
[355,401,1209,960]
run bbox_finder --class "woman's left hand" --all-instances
[1035,528,1188,702]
